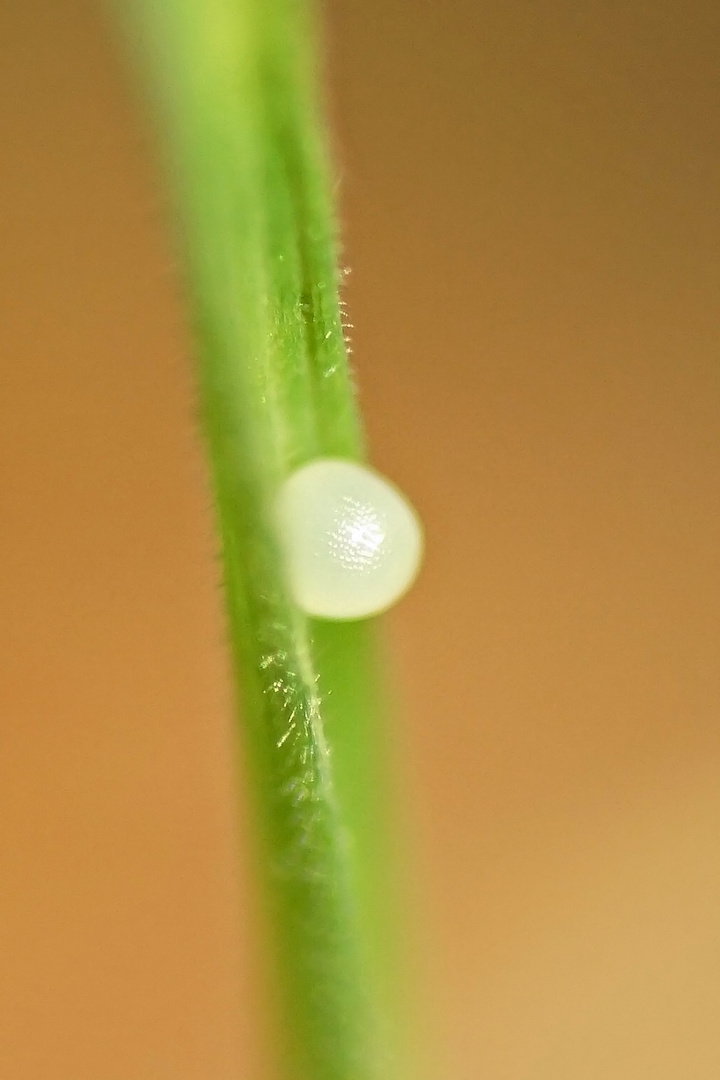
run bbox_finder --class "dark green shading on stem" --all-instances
[113,2,403,1079]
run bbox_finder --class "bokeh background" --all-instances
[2,1,720,1077]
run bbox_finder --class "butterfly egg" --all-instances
[275,458,424,620]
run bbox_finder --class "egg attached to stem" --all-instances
[275,459,424,620]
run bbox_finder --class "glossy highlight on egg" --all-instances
[275,458,424,620]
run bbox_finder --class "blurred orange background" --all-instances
[2,1,720,1077]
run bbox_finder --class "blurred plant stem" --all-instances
[112,2,406,1078]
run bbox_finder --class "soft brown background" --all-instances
[2,1,720,1077]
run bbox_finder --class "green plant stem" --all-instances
[114,2,402,1079]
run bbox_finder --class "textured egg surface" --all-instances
[275,458,423,620]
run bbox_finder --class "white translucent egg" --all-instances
[275,458,424,620]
